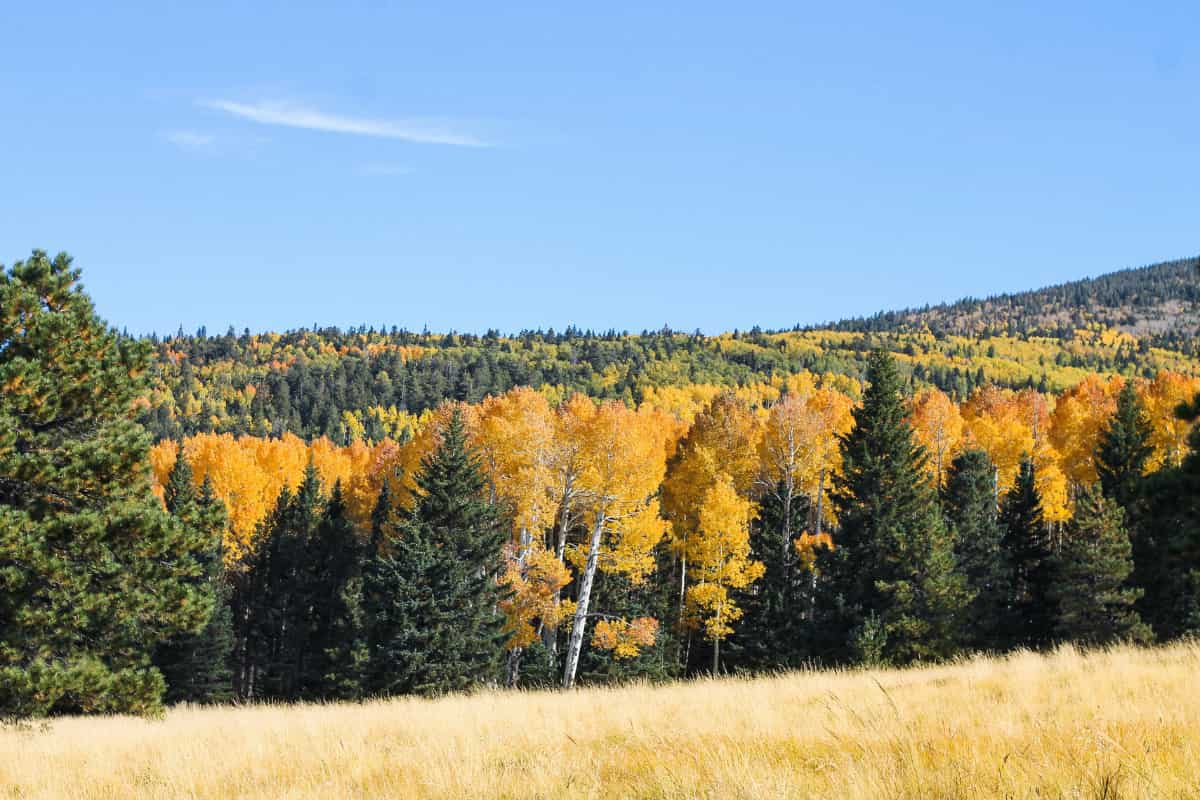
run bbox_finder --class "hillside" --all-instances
[828,256,1200,344]
[139,257,1200,442]
[5,643,1197,799]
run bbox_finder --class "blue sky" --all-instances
[2,2,1197,335]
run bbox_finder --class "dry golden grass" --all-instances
[3,642,1200,799]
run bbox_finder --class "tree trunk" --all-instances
[546,497,573,656]
[678,552,688,620]
[562,513,605,689]
[814,470,825,536]
[506,647,523,688]
[712,637,720,675]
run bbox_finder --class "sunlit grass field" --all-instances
[3,642,1199,799]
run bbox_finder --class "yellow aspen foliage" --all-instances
[498,543,573,649]
[148,439,178,505]
[476,387,557,533]
[476,388,564,649]
[363,405,422,442]
[962,387,1069,522]
[909,387,965,487]
[183,433,282,561]
[794,530,834,571]
[546,392,598,551]
[562,399,671,681]
[1049,374,1123,486]
[962,386,1028,490]
[340,438,406,528]
[683,475,764,644]
[637,383,725,425]
[575,400,671,578]
[757,385,853,533]
[152,432,403,562]
[1142,371,1200,470]
[663,393,762,563]
[591,617,659,659]
[341,410,366,444]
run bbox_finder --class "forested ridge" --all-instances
[828,256,1200,341]
[5,250,1200,718]
[139,257,1200,443]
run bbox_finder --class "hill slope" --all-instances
[140,257,1200,441]
[829,256,1200,344]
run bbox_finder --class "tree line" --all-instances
[135,259,1200,444]
[4,251,1200,717]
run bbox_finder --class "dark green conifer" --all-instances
[153,455,235,704]
[999,458,1055,648]
[0,252,212,717]
[1096,381,1154,510]
[729,484,811,670]
[364,411,507,696]
[1050,486,1151,645]
[812,350,968,665]
[301,481,367,699]
[1132,394,1200,639]
[243,465,325,701]
[942,449,1008,651]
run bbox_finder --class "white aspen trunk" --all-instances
[562,513,605,689]
[505,648,523,687]
[678,552,688,620]
[504,526,533,688]
[712,636,720,675]
[782,481,794,564]
[814,470,825,537]
[809,470,826,622]
[546,501,573,656]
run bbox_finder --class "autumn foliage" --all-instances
[147,370,1200,671]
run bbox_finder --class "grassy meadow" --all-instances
[3,642,1199,799]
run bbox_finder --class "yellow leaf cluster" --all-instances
[591,617,659,659]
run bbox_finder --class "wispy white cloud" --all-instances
[164,129,215,150]
[356,163,414,177]
[200,99,489,147]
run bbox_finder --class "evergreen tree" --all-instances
[1050,486,1151,645]
[999,458,1055,649]
[365,412,507,696]
[0,252,212,717]
[812,350,968,665]
[243,466,325,701]
[942,449,1008,651]
[301,481,366,699]
[1096,381,1154,511]
[1133,396,1200,639]
[728,484,811,670]
[361,479,401,695]
[153,458,235,704]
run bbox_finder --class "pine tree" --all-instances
[153,455,235,705]
[0,252,213,717]
[729,484,811,670]
[301,481,367,699]
[243,465,325,701]
[1050,486,1151,645]
[361,479,401,695]
[1096,381,1154,511]
[999,458,1055,649]
[812,350,968,665]
[365,412,507,696]
[1131,394,1200,640]
[942,449,1008,651]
